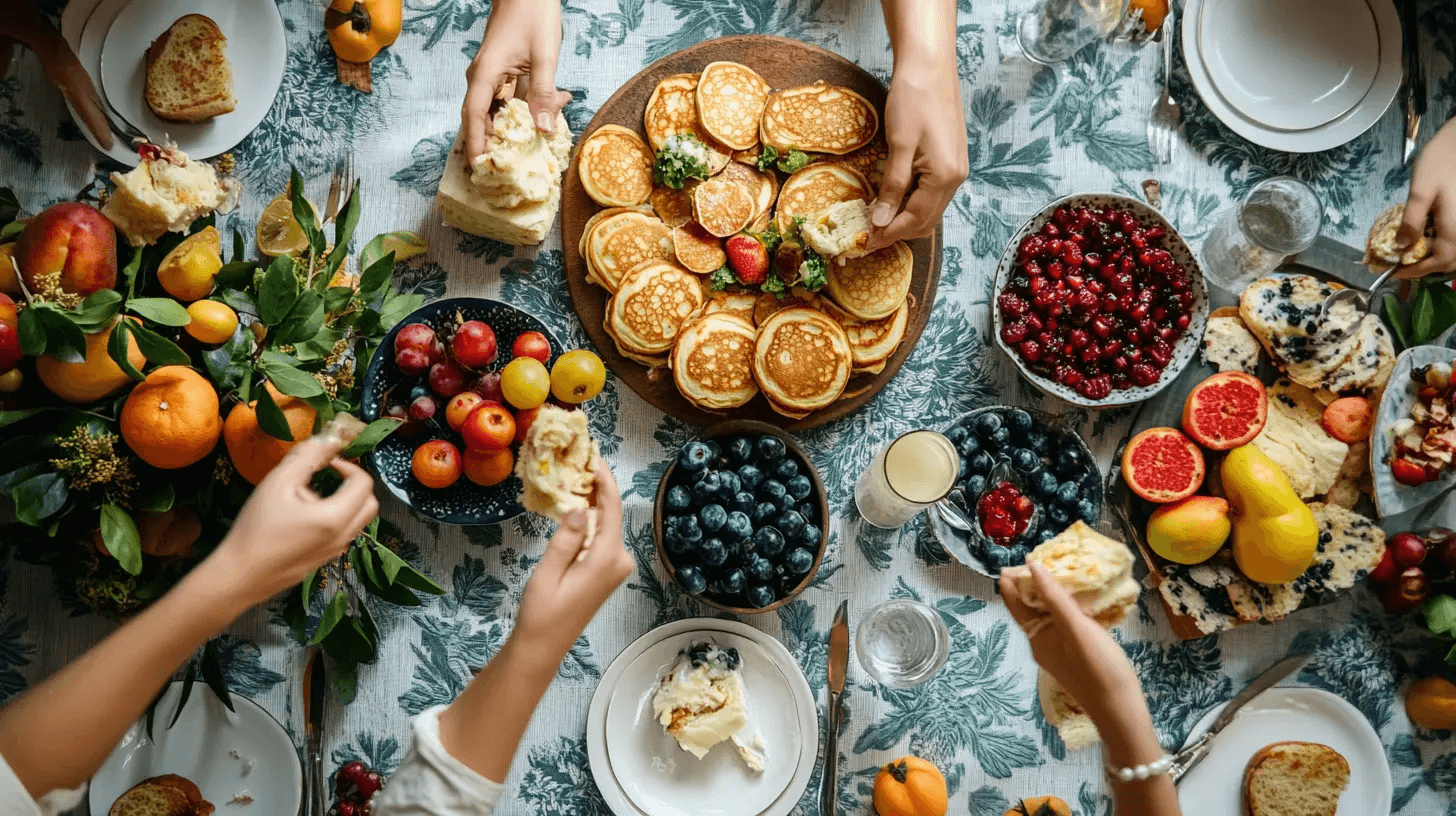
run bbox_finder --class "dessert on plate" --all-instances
[651,640,765,772]
[101,143,238,247]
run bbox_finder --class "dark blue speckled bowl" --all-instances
[360,297,564,526]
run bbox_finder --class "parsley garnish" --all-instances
[755,222,783,255]
[754,146,778,172]
[710,265,736,291]
[799,247,828,292]
[653,135,711,189]
[754,144,812,174]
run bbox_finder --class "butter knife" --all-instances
[1402,0,1425,163]
[303,647,326,816]
[1170,654,1307,783]
[822,600,849,816]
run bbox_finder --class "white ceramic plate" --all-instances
[588,619,818,816]
[1198,0,1381,131]
[1182,0,1402,152]
[62,0,134,164]
[97,0,286,162]
[89,680,302,814]
[1178,687,1391,816]
[991,192,1210,410]
[1369,345,1456,518]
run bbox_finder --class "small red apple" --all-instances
[472,371,504,404]
[513,405,541,444]
[408,395,437,422]
[395,346,431,377]
[511,331,551,364]
[428,360,467,398]
[452,320,498,369]
[461,402,516,452]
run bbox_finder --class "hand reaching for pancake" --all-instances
[462,0,574,164]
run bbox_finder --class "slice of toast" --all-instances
[145,14,236,123]
[1242,741,1349,816]
[109,774,215,816]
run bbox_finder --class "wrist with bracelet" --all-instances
[1103,747,1175,783]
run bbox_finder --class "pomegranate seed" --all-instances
[1019,340,1042,362]
[1176,313,1191,330]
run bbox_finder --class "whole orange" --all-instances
[223,382,318,485]
[94,507,203,558]
[36,315,146,403]
[464,447,514,486]
[412,439,462,489]
[120,366,222,469]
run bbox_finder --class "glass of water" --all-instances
[1016,0,1130,65]
[854,430,960,529]
[1200,176,1322,293]
[856,599,951,688]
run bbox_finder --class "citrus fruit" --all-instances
[223,382,318,484]
[36,316,145,404]
[1120,427,1205,503]
[157,226,222,302]
[464,447,514,487]
[256,194,313,257]
[1128,0,1168,31]
[412,439,462,489]
[1181,371,1267,451]
[1146,496,1230,564]
[120,366,223,470]
[1322,397,1373,443]
[185,300,239,345]
[500,357,550,409]
[0,243,20,296]
[136,507,203,557]
[0,369,21,393]
[550,349,606,403]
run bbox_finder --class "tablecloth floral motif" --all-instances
[3,0,1456,814]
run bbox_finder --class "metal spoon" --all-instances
[1317,264,1398,322]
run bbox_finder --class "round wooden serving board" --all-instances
[561,34,942,430]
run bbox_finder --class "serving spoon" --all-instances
[1316,265,1398,322]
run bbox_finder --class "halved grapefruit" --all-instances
[1121,427,1205,503]
[1181,372,1268,451]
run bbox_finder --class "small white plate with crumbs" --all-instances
[1177,687,1390,816]
[89,680,301,815]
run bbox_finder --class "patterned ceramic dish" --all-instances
[925,405,1102,578]
[991,192,1210,409]
[360,297,565,526]
[653,420,829,614]
[1370,344,1456,518]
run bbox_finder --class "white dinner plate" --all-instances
[97,0,286,162]
[588,619,818,816]
[1198,0,1381,131]
[89,680,302,814]
[1183,0,1402,153]
[1177,687,1391,816]
[1369,345,1456,518]
[62,0,134,165]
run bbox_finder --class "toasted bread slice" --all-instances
[1242,741,1349,816]
[110,774,215,816]
[145,15,236,123]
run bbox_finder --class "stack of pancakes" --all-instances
[577,62,917,420]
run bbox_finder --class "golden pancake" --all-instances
[672,224,727,274]
[760,81,878,155]
[747,209,772,234]
[606,260,705,366]
[775,164,871,233]
[587,211,674,293]
[716,160,778,220]
[821,297,910,374]
[650,183,697,228]
[578,206,639,262]
[643,73,732,173]
[672,311,759,410]
[824,241,912,320]
[692,177,756,237]
[754,286,822,326]
[578,124,654,207]
[700,290,760,324]
[696,61,769,152]
[833,138,888,188]
[752,306,852,417]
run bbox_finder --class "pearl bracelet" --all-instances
[1105,752,1174,783]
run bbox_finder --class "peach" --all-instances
[0,293,19,374]
[1146,495,1230,565]
[0,244,20,296]
[14,202,118,297]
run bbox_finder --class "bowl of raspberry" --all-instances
[993,193,1209,408]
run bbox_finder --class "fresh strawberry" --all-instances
[726,235,769,285]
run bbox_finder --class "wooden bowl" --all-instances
[562,34,942,430]
[653,420,829,614]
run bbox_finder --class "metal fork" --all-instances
[323,153,355,224]
[1146,8,1180,164]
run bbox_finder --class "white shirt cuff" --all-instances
[0,751,86,816]
[369,706,505,816]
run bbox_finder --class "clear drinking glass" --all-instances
[1016,0,1131,65]
[856,599,951,688]
[853,430,960,529]
[1200,176,1322,293]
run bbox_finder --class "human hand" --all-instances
[513,460,633,655]
[461,0,572,163]
[866,57,968,251]
[1398,119,1456,279]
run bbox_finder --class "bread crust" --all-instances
[144,14,236,123]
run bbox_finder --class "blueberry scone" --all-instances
[651,641,765,771]
[1239,275,1394,394]
[1262,502,1383,620]
[1156,559,1264,635]
[1202,310,1262,374]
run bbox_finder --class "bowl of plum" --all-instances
[653,421,828,614]
[926,405,1102,576]
[993,193,1209,408]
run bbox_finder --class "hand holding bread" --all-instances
[1396,117,1456,279]
[462,0,573,164]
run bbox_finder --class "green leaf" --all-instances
[272,290,326,345]
[122,246,142,299]
[379,291,424,330]
[231,228,246,264]
[302,568,318,609]
[128,322,189,366]
[136,482,175,513]
[32,307,87,363]
[1384,293,1410,350]
[12,472,66,526]
[199,639,235,713]
[253,385,296,441]
[0,408,44,429]
[324,286,355,314]
[373,541,407,583]
[1425,595,1456,635]
[0,188,17,224]
[342,418,401,457]
[1429,283,1456,342]
[1412,281,1436,344]
[71,290,124,331]
[257,255,299,326]
[100,503,143,575]
[360,231,426,272]
[215,261,257,291]
[1446,642,1456,665]
[290,167,326,256]
[261,360,325,399]
[219,288,259,318]
[126,297,191,327]
[202,324,252,393]
[309,590,348,645]
[108,318,145,381]
[16,309,44,356]
[322,614,377,666]
[168,663,196,728]
[392,562,445,595]
[357,251,395,301]
[323,182,361,286]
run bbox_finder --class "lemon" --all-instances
[379,231,428,262]
[185,300,239,345]
[256,195,313,257]
[157,226,222,302]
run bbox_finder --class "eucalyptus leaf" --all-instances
[200,639,235,712]
[34,307,87,363]
[290,167,326,256]
[129,322,189,365]
[168,663,197,729]
[136,482,175,513]
[262,358,326,399]
[309,590,348,645]
[273,290,326,345]
[100,503,142,575]
[108,319,145,381]
[126,297,192,327]
[253,385,295,441]
[1384,293,1410,350]
[12,472,66,526]
[16,309,45,356]
[342,418,402,457]
[257,255,299,326]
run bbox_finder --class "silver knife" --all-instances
[1402,0,1425,163]
[821,600,849,816]
[1170,654,1307,783]
[304,647,326,816]
[1284,236,1367,289]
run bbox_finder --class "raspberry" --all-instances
[1043,222,1062,238]
[1025,313,1044,332]
[1068,329,1090,349]
[1000,321,1029,345]
[1047,261,1065,279]
[1103,338,1123,358]
[1019,339,1043,363]
[1055,365,1082,387]
[1077,374,1113,400]
[1020,235,1048,258]
[1061,242,1084,267]
[1130,363,1159,387]
[998,292,1029,318]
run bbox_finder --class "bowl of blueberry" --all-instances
[926,406,1102,576]
[654,420,828,614]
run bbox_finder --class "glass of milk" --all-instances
[854,430,960,529]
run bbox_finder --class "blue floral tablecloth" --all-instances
[5,1,1456,814]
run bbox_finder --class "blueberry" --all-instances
[947,426,970,446]
[663,521,691,554]
[700,537,728,567]
[756,436,787,460]
[683,467,708,485]
[754,526,786,558]
[746,584,776,608]
[969,451,995,474]
[1012,448,1040,473]
[699,503,727,533]
[679,442,713,472]
[776,510,807,537]
[718,471,742,497]
[1025,429,1050,454]
[678,515,703,545]
[719,567,746,595]
[987,426,1012,450]
[724,511,753,542]
[1010,542,1032,561]
[726,436,754,462]
[1034,470,1059,497]
[986,547,1014,570]
[771,458,800,481]
[1076,499,1099,523]
[786,475,813,501]
[798,522,822,547]
[1037,527,1057,544]
[745,554,774,581]
[965,474,987,497]
[957,433,981,459]
[677,564,707,594]
[957,457,970,480]
[665,485,692,513]
[785,547,814,574]
[737,464,765,491]
[1056,481,1080,506]
[409,385,430,401]
[730,491,757,514]
[1055,446,1087,477]
[798,502,816,520]
[758,479,788,506]
[973,412,1003,437]
[703,440,722,459]
[751,502,778,527]
[1047,504,1070,525]
[1008,409,1034,434]
[777,572,801,596]
[692,473,723,506]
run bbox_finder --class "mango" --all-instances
[1147,496,1230,565]
[1221,445,1318,584]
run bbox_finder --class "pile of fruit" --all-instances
[329,760,384,816]
[380,318,605,491]
[942,407,1100,572]
[1389,361,1454,487]
[659,434,823,609]
[998,204,1196,401]
[1369,528,1455,614]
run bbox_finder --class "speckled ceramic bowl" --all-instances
[360,297,565,526]
[992,192,1210,409]
[1370,344,1456,518]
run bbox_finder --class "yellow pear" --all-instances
[1147,496,1230,564]
[1221,445,1318,584]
